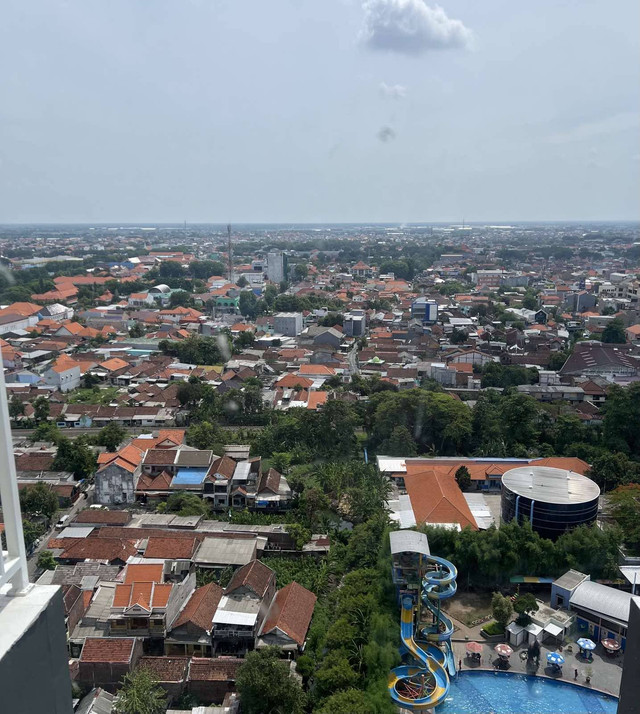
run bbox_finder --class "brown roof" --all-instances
[258,468,281,495]
[136,470,174,491]
[144,536,197,560]
[60,537,138,563]
[260,581,317,646]
[113,582,173,610]
[143,449,178,466]
[137,656,189,682]
[208,455,236,481]
[80,637,135,663]
[224,560,275,598]
[171,583,223,632]
[73,510,132,526]
[188,657,241,682]
[14,453,55,472]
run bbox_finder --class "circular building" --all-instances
[501,466,600,539]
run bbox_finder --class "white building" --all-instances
[266,251,286,284]
[274,312,303,337]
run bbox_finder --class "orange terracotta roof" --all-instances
[307,391,328,410]
[171,583,223,632]
[298,364,335,376]
[124,563,164,584]
[404,465,477,530]
[260,581,316,646]
[275,374,314,389]
[113,582,172,610]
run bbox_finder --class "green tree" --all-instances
[37,550,57,571]
[314,689,371,714]
[190,260,225,279]
[587,452,640,492]
[455,465,471,491]
[522,292,538,310]
[32,396,50,423]
[271,452,292,474]
[115,668,167,714]
[602,383,640,456]
[314,655,359,698]
[513,592,539,625]
[239,291,261,319]
[491,592,513,630]
[9,394,25,420]
[609,484,640,553]
[286,523,312,550]
[236,647,306,714]
[52,438,97,479]
[22,519,45,552]
[601,318,626,344]
[186,421,223,451]
[381,425,417,456]
[169,289,192,308]
[236,275,249,288]
[159,261,184,279]
[164,491,210,517]
[293,263,308,281]
[97,423,127,452]
[19,483,59,520]
[31,421,62,444]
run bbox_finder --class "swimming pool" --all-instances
[435,671,618,714]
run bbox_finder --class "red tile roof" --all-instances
[80,637,135,663]
[188,657,241,682]
[137,656,189,682]
[171,583,223,632]
[144,536,197,560]
[224,560,275,598]
[260,582,317,646]
[404,465,478,530]
[60,537,138,562]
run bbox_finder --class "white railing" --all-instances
[0,347,30,594]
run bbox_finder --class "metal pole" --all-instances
[0,346,31,594]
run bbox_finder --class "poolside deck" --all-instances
[451,638,622,698]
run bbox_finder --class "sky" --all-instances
[1,0,639,224]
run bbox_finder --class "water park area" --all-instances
[389,530,622,713]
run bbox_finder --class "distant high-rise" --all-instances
[266,251,287,284]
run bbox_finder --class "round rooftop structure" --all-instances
[501,466,600,539]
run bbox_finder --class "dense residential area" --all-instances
[1,222,640,713]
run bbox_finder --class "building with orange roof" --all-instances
[43,355,82,392]
[95,443,145,505]
[403,465,478,531]
[110,576,184,638]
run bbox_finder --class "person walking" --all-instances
[574,668,579,680]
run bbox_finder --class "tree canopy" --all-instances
[114,668,167,714]
[236,647,306,714]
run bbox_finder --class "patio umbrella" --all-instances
[495,644,513,658]
[466,642,483,654]
[602,639,621,651]
[577,638,596,651]
[547,652,565,665]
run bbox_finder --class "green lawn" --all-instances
[67,387,119,405]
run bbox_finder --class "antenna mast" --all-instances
[227,224,233,283]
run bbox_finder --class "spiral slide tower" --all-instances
[389,554,457,710]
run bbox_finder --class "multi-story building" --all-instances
[266,251,287,284]
[274,311,303,337]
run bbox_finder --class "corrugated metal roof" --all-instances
[389,530,429,556]
[570,581,635,625]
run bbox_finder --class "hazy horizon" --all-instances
[2,1,639,224]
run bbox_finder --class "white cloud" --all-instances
[361,0,473,55]
[379,81,407,99]
[377,125,396,142]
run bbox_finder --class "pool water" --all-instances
[436,671,618,714]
